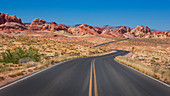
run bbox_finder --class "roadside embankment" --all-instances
[115,55,170,85]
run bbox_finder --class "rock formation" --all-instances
[135,25,150,33]
[130,25,151,37]
[0,13,23,25]
[68,24,100,35]
[0,22,26,31]
[28,18,46,30]
[114,26,131,34]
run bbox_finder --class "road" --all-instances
[93,38,129,47]
[0,51,170,96]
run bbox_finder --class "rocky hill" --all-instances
[0,12,169,38]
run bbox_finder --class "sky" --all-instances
[1,0,170,30]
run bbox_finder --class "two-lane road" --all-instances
[0,51,170,96]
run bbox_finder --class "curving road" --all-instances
[0,51,170,96]
[93,38,129,47]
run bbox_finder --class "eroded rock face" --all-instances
[136,25,150,33]
[0,13,23,25]
[28,18,46,30]
[130,25,151,37]
[114,26,131,34]
[152,31,170,38]
[0,22,27,31]
[68,24,100,35]
[28,18,69,31]
[101,28,113,35]
[31,18,46,25]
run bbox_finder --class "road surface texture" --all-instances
[0,50,170,96]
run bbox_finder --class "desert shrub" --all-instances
[38,66,45,69]
[51,60,55,65]
[22,61,38,68]
[33,67,38,70]
[19,57,32,64]
[28,69,33,72]
[9,74,17,78]
[1,35,5,39]
[0,47,41,64]
[0,77,5,81]
[54,52,59,57]
[45,56,50,60]
[16,72,24,76]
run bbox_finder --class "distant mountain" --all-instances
[72,24,82,27]
[102,25,122,30]
[150,29,158,31]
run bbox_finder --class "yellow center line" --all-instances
[88,52,123,96]
[88,59,93,96]
[93,59,98,96]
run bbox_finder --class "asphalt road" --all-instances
[93,38,129,47]
[0,51,170,96]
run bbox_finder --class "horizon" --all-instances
[1,0,170,31]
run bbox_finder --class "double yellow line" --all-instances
[89,59,98,96]
[88,52,123,96]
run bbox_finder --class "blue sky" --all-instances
[1,0,170,30]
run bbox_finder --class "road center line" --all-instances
[89,59,98,96]
[88,59,93,96]
[93,59,98,96]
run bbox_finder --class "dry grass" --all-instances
[115,56,170,85]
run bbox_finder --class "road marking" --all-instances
[89,59,98,96]
[114,59,170,88]
[93,59,98,96]
[0,59,74,90]
[88,59,93,96]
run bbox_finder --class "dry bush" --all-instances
[0,77,5,81]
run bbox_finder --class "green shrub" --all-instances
[16,72,24,76]
[38,66,45,69]
[9,74,17,78]
[28,69,33,72]
[0,47,42,64]
[33,67,38,70]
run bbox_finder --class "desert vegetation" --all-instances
[113,38,170,84]
[0,34,111,86]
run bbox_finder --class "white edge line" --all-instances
[114,59,170,88]
[0,59,73,90]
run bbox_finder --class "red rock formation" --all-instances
[68,24,100,35]
[152,31,170,37]
[28,18,69,31]
[0,13,23,25]
[56,24,68,31]
[95,27,104,34]
[28,18,46,30]
[101,28,112,35]
[0,22,26,31]
[136,25,150,33]
[114,26,131,34]
[48,22,57,24]
[31,18,46,25]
